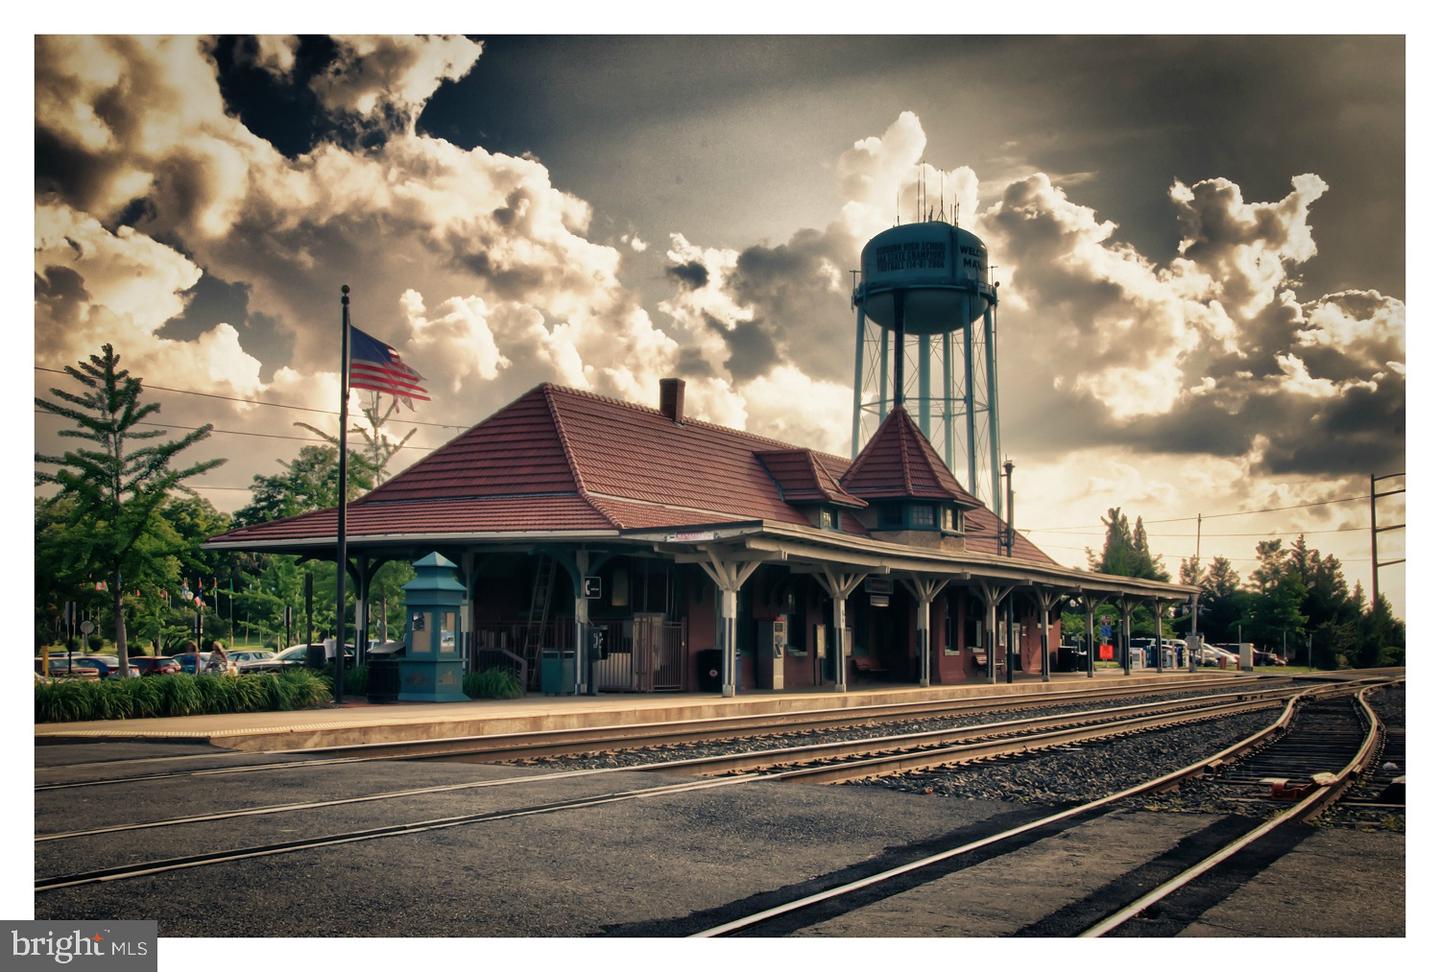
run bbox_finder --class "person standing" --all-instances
[203,639,234,675]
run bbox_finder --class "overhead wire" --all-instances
[33,366,470,432]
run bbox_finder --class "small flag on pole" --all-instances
[348,325,429,408]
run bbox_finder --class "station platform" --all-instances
[33,669,1250,752]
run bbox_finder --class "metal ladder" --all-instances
[520,558,558,687]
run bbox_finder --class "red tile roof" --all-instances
[209,383,1059,570]
[839,406,983,507]
[756,449,868,509]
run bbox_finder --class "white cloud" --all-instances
[311,36,484,131]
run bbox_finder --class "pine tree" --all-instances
[35,345,223,675]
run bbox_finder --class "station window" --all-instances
[818,507,841,531]
[910,504,937,529]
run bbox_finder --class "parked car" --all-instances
[68,655,140,678]
[1253,649,1287,666]
[166,651,211,674]
[131,656,181,676]
[34,657,100,679]
[227,649,276,666]
[240,643,356,672]
[1200,644,1238,667]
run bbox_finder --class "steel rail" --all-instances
[35,687,1305,842]
[34,774,763,893]
[690,683,1348,937]
[35,676,1273,791]
[758,697,1287,785]
[1076,682,1389,938]
[35,689,1303,889]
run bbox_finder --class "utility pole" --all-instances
[1370,472,1405,610]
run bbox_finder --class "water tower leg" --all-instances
[878,327,889,417]
[892,291,906,409]
[984,303,1001,511]
[942,331,954,471]
[851,301,866,458]
[962,298,979,497]
[918,332,932,436]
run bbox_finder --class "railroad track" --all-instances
[36,684,1319,893]
[34,676,1273,791]
[689,679,1394,937]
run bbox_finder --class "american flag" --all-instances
[349,324,429,407]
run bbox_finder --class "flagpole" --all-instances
[335,285,351,705]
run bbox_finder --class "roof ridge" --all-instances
[546,383,851,465]
[897,408,916,494]
[541,384,590,496]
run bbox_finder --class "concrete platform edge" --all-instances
[34,672,1246,752]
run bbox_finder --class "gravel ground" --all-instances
[856,710,1280,805]
[503,685,1288,772]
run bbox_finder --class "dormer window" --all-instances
[910,504,937,529]
[817,507,841,531]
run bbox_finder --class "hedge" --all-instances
[35,669,332,723]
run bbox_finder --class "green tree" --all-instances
[35,345,223,674]
[231,444,376,529]
[296,391,416,484]
[1087,508,1168,580]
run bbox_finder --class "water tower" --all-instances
[850,221,1002,512]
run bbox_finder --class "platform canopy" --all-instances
[206,382,1196,604]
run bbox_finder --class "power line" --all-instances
[1026,526,1371,539]
[33,366,469,432]
[34,411,436,452]
[1028,494,1375,532]
[1036,539,1375,565]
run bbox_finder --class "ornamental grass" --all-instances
[463,667,524,700]
[34,669,334,723]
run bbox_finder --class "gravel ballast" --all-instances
[859,710,1280,806]
[501,685,1290,773]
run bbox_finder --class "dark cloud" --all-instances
[665,260,708,289]
[712,317,779,383]
[724,226,854,383]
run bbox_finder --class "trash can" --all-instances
[697,648,723,693]
[306,643,326,668]
[540,649,576,695]
[366,641,404,703]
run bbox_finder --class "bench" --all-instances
[853,656,889,677]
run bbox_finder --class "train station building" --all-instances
[209,378,1196,697]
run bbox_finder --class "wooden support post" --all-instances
[1154,597,1164,674]
[818,565,868,693]
[697,549,767,697]
[977,580,1014,685]
[903,575,950,688]
[1033,586,1062,683]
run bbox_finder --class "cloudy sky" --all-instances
[32,33,1407,617]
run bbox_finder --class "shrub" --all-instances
[34,668,337,722]
[193,675,239,714]
[35,679,95,723]
[282,668,333,707]
[232,675,269,712]
[156,674,204,717]
[92,679,134,720]
[124,677,164,718]
[344,664,368,697]
[463,667,524,700]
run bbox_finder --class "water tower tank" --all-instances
[859,222,991,333]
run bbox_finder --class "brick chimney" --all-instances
[659,378,686,424]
